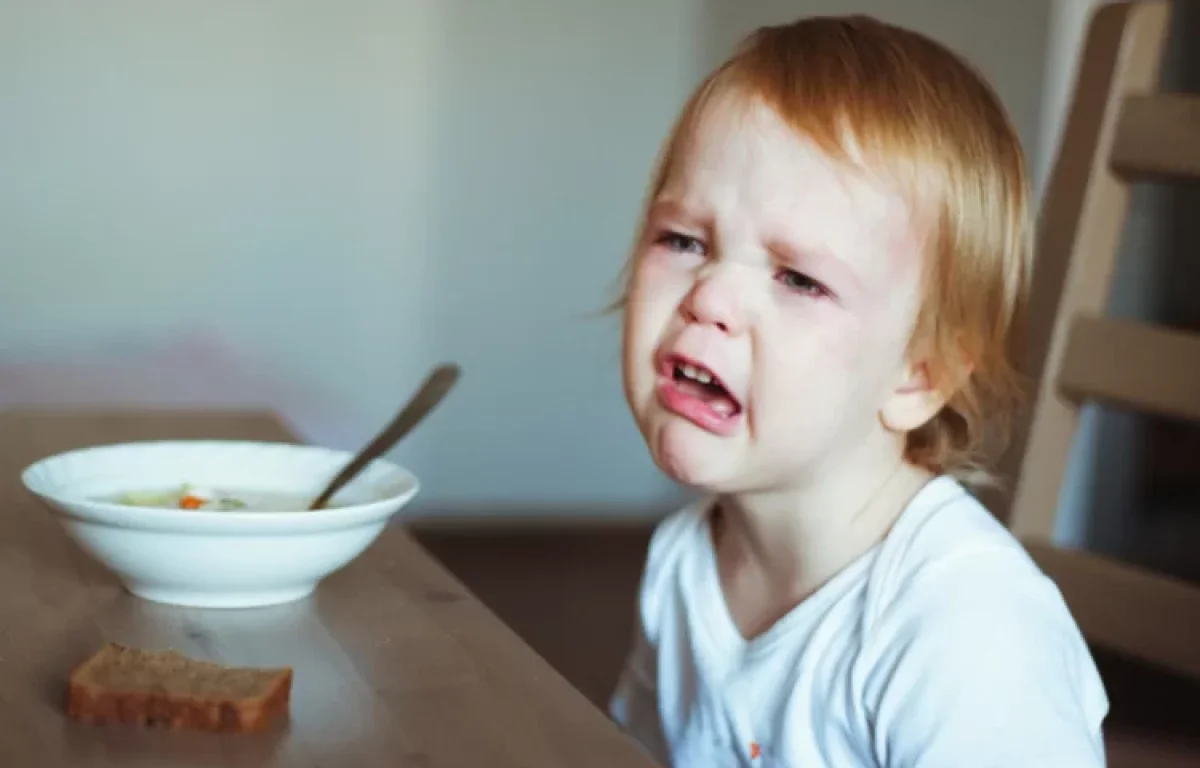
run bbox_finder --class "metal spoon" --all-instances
[308,363,462,510]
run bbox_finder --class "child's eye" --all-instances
[655,231,706,255]
[776,268,829,298]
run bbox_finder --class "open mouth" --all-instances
[665,357,742,419]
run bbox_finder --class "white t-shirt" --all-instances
[609,475,1108,767]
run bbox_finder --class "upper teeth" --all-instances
[680,364,713,385]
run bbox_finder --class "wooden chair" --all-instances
[995,0,1200,682]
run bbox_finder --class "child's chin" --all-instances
[651,427,736,489]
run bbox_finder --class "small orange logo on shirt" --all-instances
[750,741,761,759]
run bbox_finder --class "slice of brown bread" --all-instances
[66,642,292,733]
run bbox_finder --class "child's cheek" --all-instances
[634,248,693,297]
[780,300,863,368]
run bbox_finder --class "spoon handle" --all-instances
[308,363,462,510]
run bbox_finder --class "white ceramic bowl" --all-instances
[21,440,419,609]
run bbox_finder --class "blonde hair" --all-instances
[612,15,1031,485]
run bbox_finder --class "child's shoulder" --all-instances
[628,499,712,623]
[856,477,1108,763]
[861,474,1098,685]
[640,498,710,580]
[867,474,1050,610]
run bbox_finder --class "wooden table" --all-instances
[0,409,658,767]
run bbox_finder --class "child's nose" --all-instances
[681,266,748,335]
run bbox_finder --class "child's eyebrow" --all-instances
[647,199,710,229]
[768,237,865,296]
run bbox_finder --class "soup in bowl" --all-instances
[22,440,420,609]
[108,483,345,512]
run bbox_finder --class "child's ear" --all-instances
[880,361,948,433]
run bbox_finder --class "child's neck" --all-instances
[712,458,933,638]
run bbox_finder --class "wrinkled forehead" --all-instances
[658,91,926,277]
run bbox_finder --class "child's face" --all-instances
[622,95,931,493]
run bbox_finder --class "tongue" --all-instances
[676,378,738,416]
